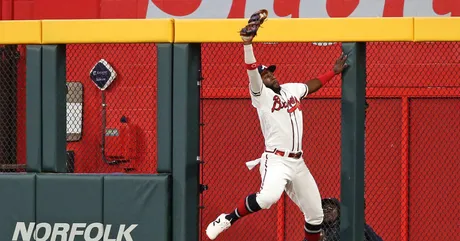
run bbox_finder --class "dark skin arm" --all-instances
[306,54,348,94]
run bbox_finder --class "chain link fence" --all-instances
[0,45,26,173]
[200,42,459,241]
[66,43,158,174]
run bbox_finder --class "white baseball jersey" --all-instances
[249,76,309,153]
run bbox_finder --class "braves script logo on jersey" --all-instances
[271,95,301,113]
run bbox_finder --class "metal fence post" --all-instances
[340,42,366,241]
[26,45,43,172]
[157,44,173,173]
[172,43,201,241]
[42,45,67,173]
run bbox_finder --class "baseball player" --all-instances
[205,10,348,241]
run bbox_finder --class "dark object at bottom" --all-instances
[321,197,384,241]
[66,150,75,173]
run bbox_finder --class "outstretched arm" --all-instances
[305,54,348,94]
[238,9,268,96]
[304,72,335,95]
[244,41,264,96]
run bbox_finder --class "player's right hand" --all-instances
[333,53,348,74]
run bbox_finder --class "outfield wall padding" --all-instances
[0,173,170,241]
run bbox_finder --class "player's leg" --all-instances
[206,154,292,240]
[285,160,323,241]
[227,154,291,221]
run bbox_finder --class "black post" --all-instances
[340,42,366,241]
[42,45,67,173]
[172,43,201,241]
[26,45,43,172]
[157,44,173,173]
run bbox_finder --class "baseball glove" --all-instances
[240,9,268,41]
[248,9,268,25]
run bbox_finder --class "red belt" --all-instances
[266,149,302,159]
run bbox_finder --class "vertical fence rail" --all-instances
[25,45,42,172]
[173,43,201,241]
[42,44,67,173]
[340,42,366,241]
[277,194,285,241]
[401,97,409,241]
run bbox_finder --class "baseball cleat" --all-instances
[206,213,231,240]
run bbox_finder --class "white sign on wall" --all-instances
[146,0,456,19]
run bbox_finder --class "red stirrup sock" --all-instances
[304,232,321,241]
[225,193,262,224]
[304,222,322,241]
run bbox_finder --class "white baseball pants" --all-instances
[255,152,324,226]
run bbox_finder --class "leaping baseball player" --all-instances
[205,10,348,241]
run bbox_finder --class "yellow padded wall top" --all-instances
[0,21,42,44]
[414,17,460,41]
[41,19,174,44]
[174,18,414,43]
[3,17,460,44]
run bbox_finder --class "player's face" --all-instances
[261,70,280,92]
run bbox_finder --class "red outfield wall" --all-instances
[200,42,459,241]
[2,1,459,241]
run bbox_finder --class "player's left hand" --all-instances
[333,53,348,74]
[240,9,268,44]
